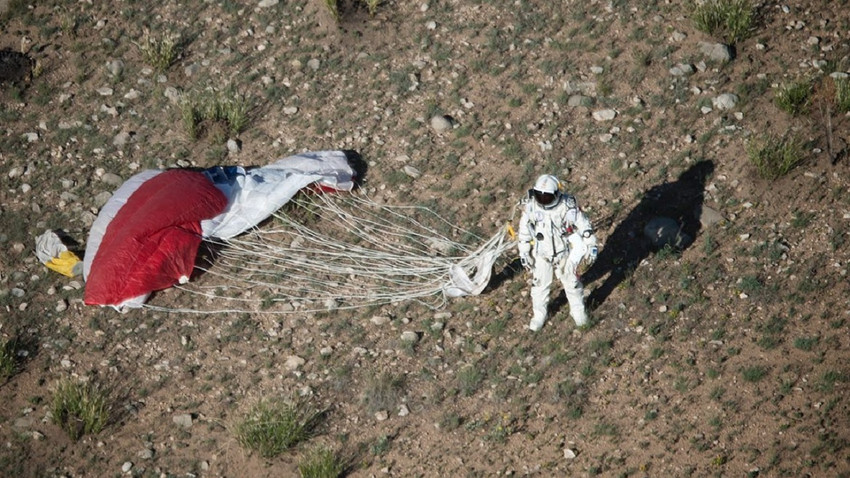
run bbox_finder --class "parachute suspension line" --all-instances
[148,190,515,314]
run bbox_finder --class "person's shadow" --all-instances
[577,160,716,313]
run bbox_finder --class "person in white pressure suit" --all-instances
[517,174,598,331]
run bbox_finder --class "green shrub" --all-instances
[236,399,320,458]
[457,365,483,397]
[0,339,17,381]
[741,365,767,382]
[360,372,404,413]
[834,77,850,113]
[298,446,344,478]
[138,31,181,72]
[692,0,754,45]
[775,80,812,115]
[180,89,250,139]
[746,134,805,180]
[51,379,110,440]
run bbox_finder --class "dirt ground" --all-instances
[1,0,849,477]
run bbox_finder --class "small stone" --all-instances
[184,63,200,77]
[93,191,113,208]
[669,63,694,76]
[398,404,410,416]
[164,86,181,104]
[172,413,193,429]
[283,106,298,115]
[426,20,437,30]
[258,0,279,7]
[320,346,333,357]
[55,300,67,312]
[137,449,154,459]
[285,355,306,370]
[121,461,132,473]
[96,87,114,96]
[226,138,241,153]
[23,132,38,142]
[699,42,733,62]
[564,448,577,459]
[403,165,421,179]
[307,58,320,71]
[375,410,389,421]
[430,115,453,133]
[401,331,419,343]
[106,59,124,77]
[590,65,603,74]
[112,131,134,147]
[712,93,738,110]
[567,95,593,107]
[592,109,616,121]
[101,173,124,187]
[599,133,613,143]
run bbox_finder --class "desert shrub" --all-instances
[236,399,320,458]
[0,339,17,381]
[360,372,405,413]
[457,365,483,397]
[775,80,812,116]
[298,446,344,478]
[741,365,768,382]
[323,0,339,21]
[746,134,805,180]
[180,89,249,139]
[692,0,754,45]
[834,77,850,113]
[51,378,110,440]
[138,31,181,72]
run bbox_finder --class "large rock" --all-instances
[712,93,738,110]
[644,216,690,249]
[695,205,725,228]
[699,42,734,62]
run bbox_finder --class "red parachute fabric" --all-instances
[84,169,227,307]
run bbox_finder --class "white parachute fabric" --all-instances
[201,150,356,239]
[157,191,515,314]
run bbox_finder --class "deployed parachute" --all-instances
[83,150,511,312]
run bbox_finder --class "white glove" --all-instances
[520,252,532,271]
[586,245,598,265]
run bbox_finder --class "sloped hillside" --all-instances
[1,0,849,476]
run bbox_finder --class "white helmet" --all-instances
[531,174,560,208]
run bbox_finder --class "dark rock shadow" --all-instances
[580,160,715,311]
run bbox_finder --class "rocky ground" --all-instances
[1,0,850,477]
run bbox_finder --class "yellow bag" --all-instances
[45,250,83,278]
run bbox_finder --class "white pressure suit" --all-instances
[517,176,598,331]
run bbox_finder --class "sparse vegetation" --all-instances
[51,378,110,441]
[180,89,250,139]
[775,80,812,115]
[0,339,17,382]
[137,31,181,72]
[360,372,405,414]
[692,0,754,45]
[2,1,849,476]
[298,445,344,478]
[236,399,320,458]
[834,77,850,113]
[746,133,805,180]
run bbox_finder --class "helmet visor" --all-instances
[533,190,556,206]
